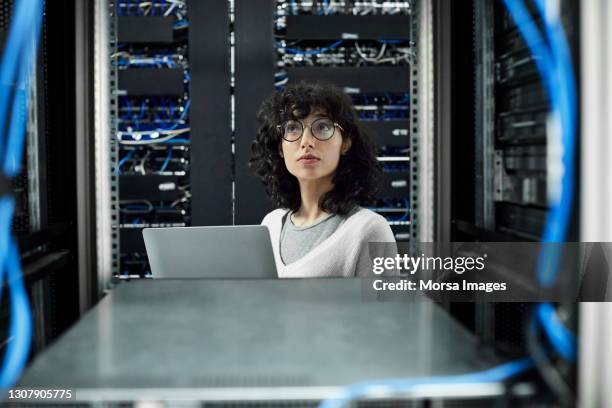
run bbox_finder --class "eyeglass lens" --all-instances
[282,118,335,141]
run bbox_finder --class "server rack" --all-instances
[439,0,580,399]
[235,0,417,242]
[451,0,581,243]
[110,0,193,278]
[105,0,233,279]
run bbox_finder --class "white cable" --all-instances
[170,191,191,207]
[136,150,151,175]
[165,0,185,5]
[355,42,386,62]
[117,128,190,145]
[110,51,132,59]
[139,1,152,15]
[275,78,289,86]
[164,4,176,16]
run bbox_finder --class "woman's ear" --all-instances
[341,137,352,155]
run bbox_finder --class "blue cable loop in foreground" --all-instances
[4,0,43,177]
[319,2,574,406]
[533,0,577,286]
[0,198,14,304]
[0,0,32,160]
[0,226,32,388]
[318,358,534,408]
[537,303,577,361]
[0,0,44,389]
[501,0,576,287]
[502,0,578,361]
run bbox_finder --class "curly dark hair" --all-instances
[249,81,381,215]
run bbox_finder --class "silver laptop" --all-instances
[143,226,277,278]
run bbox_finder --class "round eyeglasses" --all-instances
[276,118,344,142]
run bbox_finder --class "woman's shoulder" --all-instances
[343,206,396,241]
[345,206,388,224]
[261,208,289,225]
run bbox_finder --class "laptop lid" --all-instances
[143,225,277,278]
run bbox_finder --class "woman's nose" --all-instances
[300,126,316,148]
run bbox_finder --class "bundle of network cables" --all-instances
[0,0,44,391]
[112,46,191,145]
[274,39,414,72]
[117,0,188,29]
[276,0,412,17]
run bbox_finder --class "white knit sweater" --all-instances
[261,208,397,278]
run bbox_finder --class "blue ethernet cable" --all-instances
[377,39,405,44]
[126,98,132,118]
[0,0,43,390]
[137,99,145,119]
[169,99,176,118]
[1,0,43,176]
[0,238,32,388]
[159,99,190,131]
[318,358,534,408]
[537,303,577,361]
[501,0,576,286]
[116,149,136,174]
[161,138,190,144]
[0,0,34,160]
[321,0,330,15]
[0,197,14,304]
[159,149,173,173]
[502,0,578,361]
[532,0,578,362]
[174,20,189,29]
[533,0,577,285]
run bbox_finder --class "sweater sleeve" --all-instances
[354,214,398,277]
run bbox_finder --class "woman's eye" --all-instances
[317,122,332,132]
[286,123,300,133]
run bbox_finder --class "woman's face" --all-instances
[279,108,351,183]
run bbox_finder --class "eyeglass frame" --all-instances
[275,117,345,142]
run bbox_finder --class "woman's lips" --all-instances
[298,154,320,164]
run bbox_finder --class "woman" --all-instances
[250,82,397,278]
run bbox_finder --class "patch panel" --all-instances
[276,0,412,17]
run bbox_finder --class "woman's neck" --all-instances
[294,178,333,224]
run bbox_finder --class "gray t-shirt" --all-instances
[280,208,358,265]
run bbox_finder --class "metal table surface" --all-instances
[18,278,504,402]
